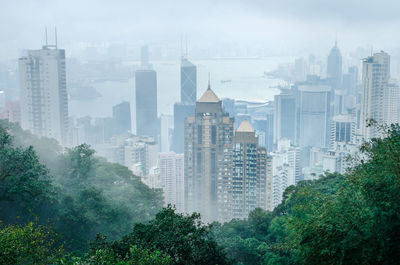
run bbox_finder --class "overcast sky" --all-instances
[1,0,400,60]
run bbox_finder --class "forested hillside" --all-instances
[1,121,400,264]
[0,120,163,254]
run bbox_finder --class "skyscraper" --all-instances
[19,42,68,145]
[172,57,197,153]
[342,66,358,96]
[257,148,272,211]
[184,85,234,222]
[298,84,331,148]
[181,58,197,104]
[172,103,195,153]
[112,101,131,135]
[384,80,399,126]
[270,138,300,208]
[327,41,342,92]
[360,51,390,139]
[274,93,297,145]
[160,114,173,152]
[135,46,158,139]
[232,119,269,219]
[159,152,185,212]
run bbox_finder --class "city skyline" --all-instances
[2,13,400,223]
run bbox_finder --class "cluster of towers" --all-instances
[17,37,400,223]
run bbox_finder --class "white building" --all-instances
[360,51,390,139]
[330,114,357,146]
[0,91,5,110]
[270,138,300,209]
[159,152,184,212]
[322,142,359,174]
[94,133,158,180]
[160,114,173,153]
[19,45,68,145]
[384,80,400,126]
[124,136,158,177]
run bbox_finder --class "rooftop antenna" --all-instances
[55,26,58,49]
[185,35,188,58]
[208,72,211,89]
[180,36,183,59]
[45,26,48,46]
[334,33,338,47]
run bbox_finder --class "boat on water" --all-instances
[220,79,232,83]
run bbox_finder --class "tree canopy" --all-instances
[0,120,163,254]
[2,120,400,264]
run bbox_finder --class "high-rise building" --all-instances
[184,85,234,222]
[160,114,173,152]
[384,80,399,126]
[0,91,5,109]
[123,135,158,177]
[172,103,195,153]
[270,138,300,208]
[159,152,185,212]
[19,44,68,145]
[327,41,342,92]
[232,119,269,219]
[0,101,20,124]
[360,51,390,139]
[172,57,197,153]
[257,148,273,211]
[330,114,356,146]
[298,84,331,148]
[232,119,258,219]
[342,66,358,96]
[274,93,297,145]
[135,46,158,139]
[112,101,131,135]
[181,58,197,104]
[294,57,306,82]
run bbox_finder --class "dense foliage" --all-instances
[2,119,400,264]
[0,120,163,254]
[213,124,400,264]
[0,222,64,264]
[92,206,229,265]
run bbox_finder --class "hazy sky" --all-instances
[1,0,400,60]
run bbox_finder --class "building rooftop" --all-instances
[298,84,331,92]
[237,119,255,133]
[181,58,195,68]
[198,87,220,103]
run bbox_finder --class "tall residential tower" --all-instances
[232,119,269,219]
[19,41,68,145]
[184,85,234,222]
[360,51,390,139]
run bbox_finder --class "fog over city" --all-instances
[1,0,400,59]
[1,1,400,264]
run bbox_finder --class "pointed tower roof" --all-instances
[237,119,255,133]
[181,58,195,67]
[198,80,220,103]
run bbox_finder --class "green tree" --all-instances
[54,145,163,254]
[103,206,229,265]
[0,125,54,223]
[0,222,64,265]
[286,124,400,264]
[0,122,164,255]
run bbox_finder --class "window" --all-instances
[197,125,202,144]
[211,125,217,144]
[197,152,202,173]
